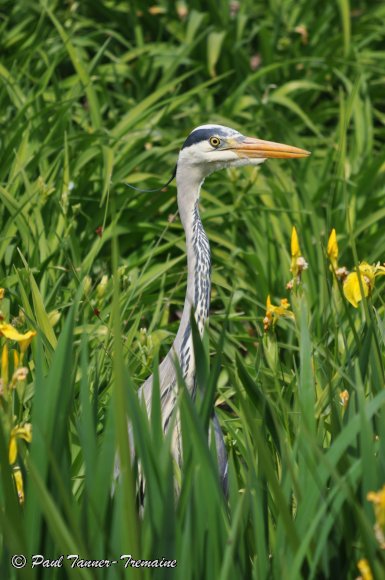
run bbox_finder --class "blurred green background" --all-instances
[1,1,385,579]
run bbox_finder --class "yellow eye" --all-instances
[209,136,221,148]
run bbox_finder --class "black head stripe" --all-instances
[181,127,235,150]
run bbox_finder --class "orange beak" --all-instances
[230,136,311,159]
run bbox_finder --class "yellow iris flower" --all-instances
[326,228,349,280]
[9,423,32,465]
[367,484,385,528]
[13,467,25,504]
[264,295,294,331]
[343,262,385,308]
[0,323,36,353]
[2,343,9,385]
[288,227,308,288]
[291,226,301,259]
[327,228,338,270]
[339,390,349,408]
[290,226,305,275]
[0,299,35,504]
[357,559,373,580]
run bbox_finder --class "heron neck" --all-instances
[174,170,211,380]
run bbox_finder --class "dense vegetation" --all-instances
[1,1,385,578]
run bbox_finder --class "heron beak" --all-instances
[230,136,311,159]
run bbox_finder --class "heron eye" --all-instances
[209,136,221,148]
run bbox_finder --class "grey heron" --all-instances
[130,124,309,491]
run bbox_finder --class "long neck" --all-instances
[173,168,211,382]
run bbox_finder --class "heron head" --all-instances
[177,124,310,179]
